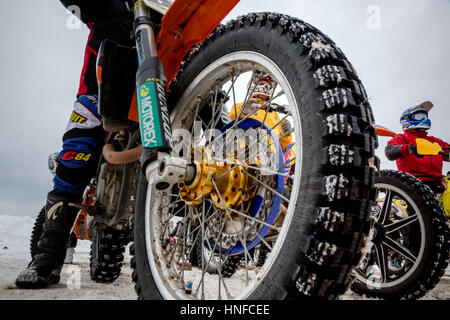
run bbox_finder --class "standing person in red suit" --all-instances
[385,101,450,193]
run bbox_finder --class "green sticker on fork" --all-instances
[137,82,163,149]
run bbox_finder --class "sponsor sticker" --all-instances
[70,111,88,124]
[60,151,92,162]
[137,82,163,148]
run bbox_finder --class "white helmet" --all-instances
[400,101,433,131]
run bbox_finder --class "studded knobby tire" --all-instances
[131,12,377,300]
[253,245,270,267]
[30,206,46,258]
[90,224,129,283]
[351,170,450,300]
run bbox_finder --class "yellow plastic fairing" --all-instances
[441,176,450,218]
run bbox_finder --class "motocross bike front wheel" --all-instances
[351,170,450,300]
[131,12,378,300]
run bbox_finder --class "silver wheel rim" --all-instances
[144,51,303,300]
[355,183,426,289]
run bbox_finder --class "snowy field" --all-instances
[0,214,448,300]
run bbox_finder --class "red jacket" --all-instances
[387,130,450,182]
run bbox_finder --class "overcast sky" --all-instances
[0,0,449,217]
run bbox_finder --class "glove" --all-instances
[406,144,423,158]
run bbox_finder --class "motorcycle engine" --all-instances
[96,163,125,219]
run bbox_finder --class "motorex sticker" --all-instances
[137,82,163,148]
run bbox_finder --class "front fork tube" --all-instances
[134,5,173,166]
[134,4,172,164]
[133,3,193,189]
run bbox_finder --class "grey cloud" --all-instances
[0,0,449,216]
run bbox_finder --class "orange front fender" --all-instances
[157,0,240,85]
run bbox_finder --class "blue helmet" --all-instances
[400,101,433,131]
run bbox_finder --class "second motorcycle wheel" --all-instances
[352,170,450,300]
[30,206,46,258]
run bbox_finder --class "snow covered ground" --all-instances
[0,214,448,300]
[0,214,136,300]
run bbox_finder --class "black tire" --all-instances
[90,224,129,283]
[253,244,270,267]
[30,206,46,258]
[351,170,450,300]
[132,12,377,300]
[192,235,240,277]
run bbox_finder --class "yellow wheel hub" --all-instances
[178,147,251,209]
[179,147,215,206]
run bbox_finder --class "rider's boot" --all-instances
[15,190,81,289]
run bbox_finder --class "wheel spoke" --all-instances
[353,267,368,279]
[205,84,221,146]
[240,191,251,285]
[260,83,278,129]
[267,128,294,148]
[180,207,189,285]
[268,112,292,134]
[193,202,236,300]
[213,158,293,180]
[254,232,273,252]
[188,206,217,236]
[374,242,388,284]
[209,89,284,150]
[385,215,419,235]
[232,74,264,127]
[200,204,206,299]
[378,189,394,225]
[224,212,260,276]
[383,236,417,264]
[210,179,260,276]
[242,170,290,203]
[201,212,227,300]
[208,198,281,232]
[190,97,202,137]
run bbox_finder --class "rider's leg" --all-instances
[16,95,105,288]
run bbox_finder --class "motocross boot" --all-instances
[15,190,81,289]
